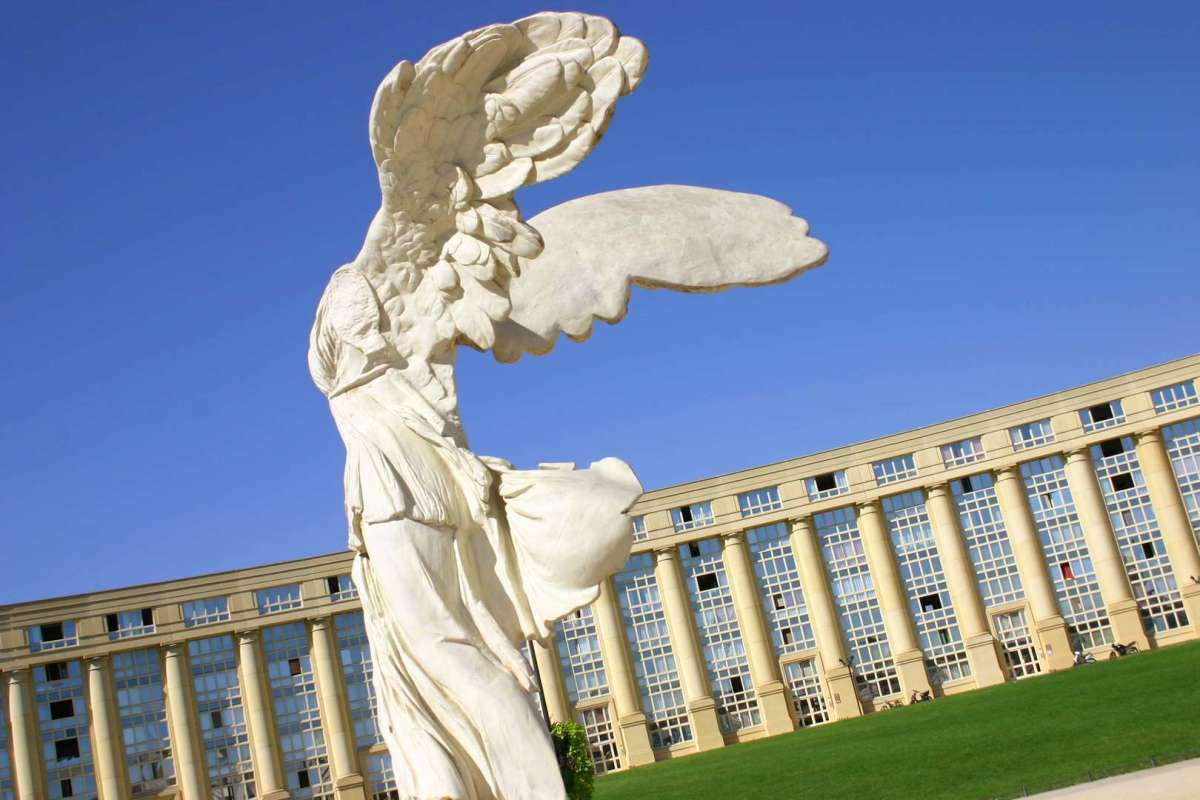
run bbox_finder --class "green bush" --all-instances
[551,720,595,800]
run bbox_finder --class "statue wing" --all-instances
[488,185,829,362]
[361,12,647,350]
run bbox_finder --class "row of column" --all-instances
[3,617,369,800]
[553,427,1200,766]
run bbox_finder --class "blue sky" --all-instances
[1,1,1196,604]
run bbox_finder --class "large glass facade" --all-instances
[679,539,760,733]
[882,491,971,684]
[1091,438,1188,633]
[365,751,399,800]
[614,553,691,749]
[578,706,621,775]
[112,649,173,796]
[189,635,254,799]
[262,623,334,799]
[1164,418,1200,546]
[746,522,816,655]
[35,660,95,800]
[554,607,609,704]
[952,473,1025,608]
[1021,456,1113,650]
[783,659,830,727]
[814,506,900,701]
[334,612,382,749]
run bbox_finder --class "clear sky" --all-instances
[1,1,1196,604]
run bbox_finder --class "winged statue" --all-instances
[308,11,826,799]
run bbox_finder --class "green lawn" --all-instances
[595,641,1200,800]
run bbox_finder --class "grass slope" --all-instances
[596,641,1200,800]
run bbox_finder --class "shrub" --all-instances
[551,720,595,800]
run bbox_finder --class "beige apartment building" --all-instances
[3,355,1200,800]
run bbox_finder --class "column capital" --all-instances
[790,514,814,534]
[653,545,678,563]
[309,614,334,631]
[235,628,261,644]
[855,498,881,517]
[721,530,746,546]
[1063,446,1090,462]
[1133,427,1164,446]
[84,654,110,671]
[993,463,1021,482]
[4,667,31,685]
[923,482,951,499]
[161,641,188,657]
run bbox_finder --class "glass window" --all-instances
[737,486,782,517]
[806,470,849,501]
[1079,400,1125,433]
[256,584,302,615]
[29,621,78,653]
[1151,381,1198,414]
[262,623,334,798]
[631,515,647,543]
[1010,418,1055,451]
[113,649,174,794]
[326,575,358,602]
[105,608,155,640]
[940,437,985,468]
[872,454,917,486]
[554,607,609,704]
[182,596,230,628]
[671,501,714,533]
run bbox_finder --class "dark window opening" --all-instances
[679,506,694,523]
[781,628,793,644]
[45,662,67,681]
[1041,492,1057,509]
[49,699,73,720]
[772,594,786,610]
[696,573,718,592]
[814,473,837,492]
[105,614,119,632]
[55,737,80,761]
[288,658,302,677]
[919,593,942,612]
[1088,403,1115,422]
[211,710,223,728]
[1060,562,1075,580]
[1100,439,1125,458]
[60,779,74,797]
[140,608,154,626]
[687,542,701,558]
[1140,542,1155,560]
[936,628,951,645]
[327,576,340,594]
[729,676,744,693]
[40,622,64,642]
[1110,473,1135,492]
[959,476,974,493]
[297,769,311,789]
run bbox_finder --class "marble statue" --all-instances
[308,11,827,799]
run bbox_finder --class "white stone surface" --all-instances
[307,10,826,799]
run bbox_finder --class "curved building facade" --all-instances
[3,355,1200,798]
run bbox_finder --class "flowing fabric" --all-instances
[311,264,641,799]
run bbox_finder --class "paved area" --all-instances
[1027,757,1200,799]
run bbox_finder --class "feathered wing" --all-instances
[488,185,829,363]
[356,12,647,356]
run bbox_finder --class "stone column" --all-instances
[993,466,1073,670]
[1063,448,1149,650]
[855,500,931,696]
[237,630,288,800]
[1134,429,1200,631]
[591,578,655,766]
[531,640,571,725]
[720,532,793,735]
[7,669,46,800]
[86,657,130,800]
[162,644,210,800]
[788,517,861,720]
[310,617,367,800]
[924,484,1007,686]
[653,546,723,751]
